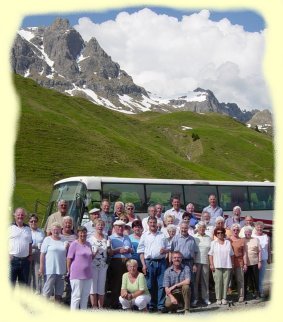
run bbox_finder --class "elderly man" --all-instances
[100,199,115,236]
[44,199,68,235]
[142,205,163,232]
[225,206,245,229]
[185,203,199,228]
[106,220,132,309]
[138,216,170,313]
[83,207,100,238]
[200,211,214,239]
[171,221,198,306]
[202,194,223,225]
[239,215,255,238]
[163,251,191,314]
[9,208,33,286]
[164,196,185,226]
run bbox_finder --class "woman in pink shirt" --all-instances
[67,226,93,310]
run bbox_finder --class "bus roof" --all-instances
[54,176,274,190]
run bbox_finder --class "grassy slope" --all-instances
[12,74,274,218]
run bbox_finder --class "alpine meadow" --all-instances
[12,74,274,222]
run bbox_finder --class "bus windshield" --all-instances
[46,181,87,226]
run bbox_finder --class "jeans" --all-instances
[10,256,30,286]
[258,260,267,294]
[145,258,166,310]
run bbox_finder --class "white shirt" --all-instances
[194,233,212,265]
[83,220,96,238]
[137,230,169,259]
[9,224,32,257]
[208,240,234,268]
[41,236,66,275]
[142,216,164,232]
[252,233,269,261]
[164,208,185,226]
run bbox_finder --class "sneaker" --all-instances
[204,299,211,305]
[222,299,227,305]
[216,300,222,305]
[191,300,198,307]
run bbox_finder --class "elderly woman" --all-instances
[208,227,234,305]
[243,226,262,300]
[28,214,45,294]
[125,202,141,224]
[61,216,76,243]
[119,259,151,311]
[39,222,67,302]
[129,220,143,272]
[213,216,226,239]
[193,221,212,305]
[60,216,77,304]
[228,223,246,302]
[88,219,109,309]
[67,226,93,310]
[252,221,271,297]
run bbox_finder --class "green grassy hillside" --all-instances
[12,74,274,219]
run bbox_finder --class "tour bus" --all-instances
[42,176,274,235]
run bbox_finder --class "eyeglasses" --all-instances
[29,220,38,223]
[232,229,240,232]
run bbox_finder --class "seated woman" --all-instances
[119,259,151,311]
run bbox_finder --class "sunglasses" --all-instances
[127,207,134,210]
[29,220,38,223]
[216,232,224,234]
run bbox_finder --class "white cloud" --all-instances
[74,8,271,110]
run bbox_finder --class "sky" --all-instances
[20,6,270,111]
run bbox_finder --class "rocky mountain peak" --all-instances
[11,18,272,121]
[47,18,71,31]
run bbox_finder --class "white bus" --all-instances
[43,176,274,235]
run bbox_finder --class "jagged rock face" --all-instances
[11,17,271,122]
[246,109,273,135]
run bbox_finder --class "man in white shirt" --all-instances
[138,216,170,313]
[9,207,33,286]
[164,196,185,226]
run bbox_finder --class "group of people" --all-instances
[9,194,271,313]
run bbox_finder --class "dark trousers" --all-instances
[244,264,259,298]
[182,259,195,302]
[145,258,166,310]
[106,258,128,308]
[10,256,30,286]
